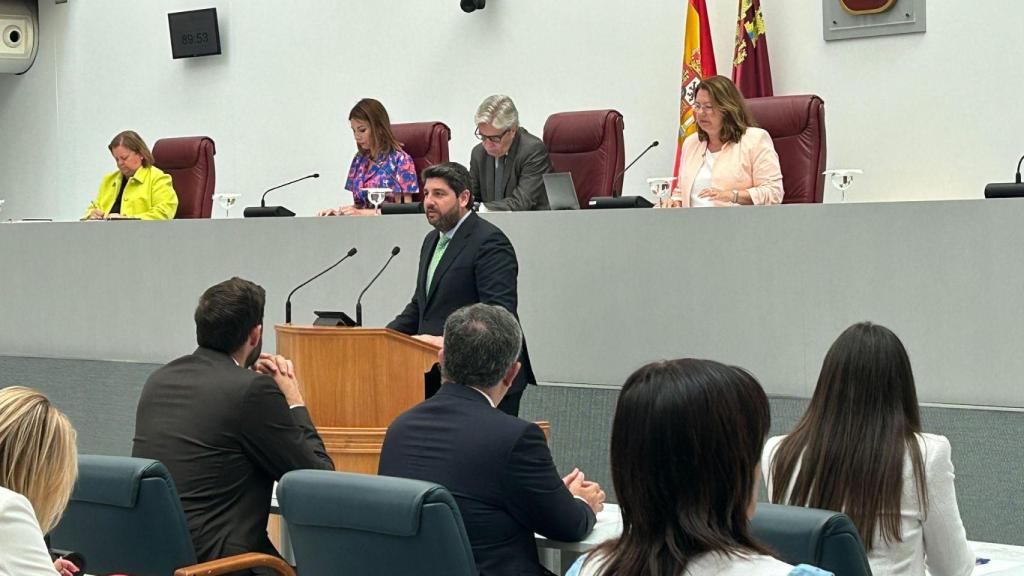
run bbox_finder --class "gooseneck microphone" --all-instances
[244,173,320,217]
[262,173,319,207]
[285,247,358,324]
[984,154,1024,199]
[355,246,401,326]
[613,140,659,189]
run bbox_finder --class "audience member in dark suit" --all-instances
[469,94,551,211]
[387,162,535,416]
[380,303,604,576]
[132,277,334,572]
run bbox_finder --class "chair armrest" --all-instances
[173,552,296,576]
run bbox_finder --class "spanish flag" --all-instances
[673,0,717,181]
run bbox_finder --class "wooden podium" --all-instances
[275,325,440,475]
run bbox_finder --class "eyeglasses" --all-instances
[475,128,510,143]
[691,103,718,113]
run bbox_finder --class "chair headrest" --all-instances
[279,470,457,537]
[391,122,451,158]
[72,455,173,508]
[543,110,622,153]
[746,95,821,138]
[152,136,216,170]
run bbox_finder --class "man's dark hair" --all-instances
[194,277,265,354]
[441,304,522,389]
[422,162,472,197]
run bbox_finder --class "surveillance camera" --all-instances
[0,0,38,74]
[460,0,485,13]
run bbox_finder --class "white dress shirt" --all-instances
[570,550,823,576]
[0,487,60,576]
[762,433,975,576]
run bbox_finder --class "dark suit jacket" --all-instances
[378,383,595,576]
[386,211,535,393]
[132,347,334,569]
[470,127,552,211]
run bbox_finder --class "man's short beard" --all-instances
[433,206,462,232]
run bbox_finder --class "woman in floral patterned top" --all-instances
[318,98,420,216]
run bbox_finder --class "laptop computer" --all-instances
[543,172,581,210]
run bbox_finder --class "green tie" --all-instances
[426,235,450,294]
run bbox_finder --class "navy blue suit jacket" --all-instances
[387,211,535,393]
[378,383,595,576]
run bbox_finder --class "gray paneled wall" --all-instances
[2,356,1020,545]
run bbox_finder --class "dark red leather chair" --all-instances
[390,122,452,198]
[543,110,625,208]
[152,136,216,218]
[746,95,826,204]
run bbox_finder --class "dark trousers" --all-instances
[425,365,524,417]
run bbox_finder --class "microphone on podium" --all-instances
[285,247,358,324]
[356,246,401,326]
[613,140,659,188]
[244,173,320,217]
[984,154,1024,198]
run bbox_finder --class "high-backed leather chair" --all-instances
[279,469,477,576]
[746,95,826,204]
[751,503,872,576]
[543,110,625,208]
[152,136,216,218]
[391,122,452,196]
[50,455,294,576]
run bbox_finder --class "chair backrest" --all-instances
[543,110,625,208]
[279,470,477,576]
[152,136,217,218]
[746,95,826,204]
[390,122,452,196]
[49,455,197,576]
[750,503,872,576]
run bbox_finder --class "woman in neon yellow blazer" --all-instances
[83,131,178,220]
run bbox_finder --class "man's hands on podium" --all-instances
[563,468,605,514]
[413,334,444,348]
[253,353,305,407]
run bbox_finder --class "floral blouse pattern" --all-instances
[345,148,420,207]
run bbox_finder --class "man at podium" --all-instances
[387,162,535,416]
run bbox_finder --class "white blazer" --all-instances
[762,433,975,576]
[0,487,60,576]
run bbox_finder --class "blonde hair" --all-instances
[108,130,155,167]
[0,386,78,533]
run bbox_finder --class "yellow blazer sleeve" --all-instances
[83,173,118,220]
[134,169,178,220]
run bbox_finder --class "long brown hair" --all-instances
[349,98,402,159]
[768,322,928,550]
[695,75,758,145]
[586,359,771,575]
[0,386,78,533]
[108,130,155,167]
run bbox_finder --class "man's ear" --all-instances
[438,348,445,368]
[249,324,262,347]
[459,190,473,209]
[502,361,521,390]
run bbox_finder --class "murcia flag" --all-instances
[732,0,773,98]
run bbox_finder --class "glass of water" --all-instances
[363,188,390,215]
[213,193,241,218]
[646,177,677,207]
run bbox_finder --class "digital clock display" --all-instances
[168,8,221,59]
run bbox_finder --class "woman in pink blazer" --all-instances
[669,75,784,207]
